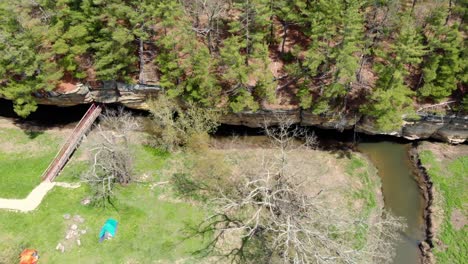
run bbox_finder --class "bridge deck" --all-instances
[41,104,102,182]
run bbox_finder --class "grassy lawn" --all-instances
[0,128,62,198]
[0,144,208,263]
[419,150,467,263]
[0,185,207,263]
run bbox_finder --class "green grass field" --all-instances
[0,185,207,263]
[419,150,467,263]
[0,143,208,263]
[0,128,61,198]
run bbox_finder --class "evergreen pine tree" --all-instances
[181,37,221,106]
[331,0,364,94]
[154,0,221,106]
[154,0,185,95]
[220,0,277,112]
[272,0,308,53]
[0,1,62,117]
[298,0,364,113]
[419,9,463,100]
[48,0,95,79]
[91,1,138,81]
[314,0,365,114]
[219,36,258,112]
[362,15,426,131]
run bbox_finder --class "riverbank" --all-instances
[358,142,425,264]
[414,142,467,263]
[0,116,391,262]
[2,107,456,262]
[1,97,467,144]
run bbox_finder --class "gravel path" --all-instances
[0,181,80,212]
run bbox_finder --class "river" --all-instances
[0,101,426,263]
[215,126,426,264]
[358,142,425,264]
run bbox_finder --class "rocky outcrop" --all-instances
[34,82,161,110]
[9,82,468,143]
[221,111,468,144]
[35,83,93,106]
[219,109,301,127]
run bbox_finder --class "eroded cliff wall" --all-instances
[9,83,468,143]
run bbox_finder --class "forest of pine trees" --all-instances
[0,0,466,130]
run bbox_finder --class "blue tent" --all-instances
[99,218,118,242]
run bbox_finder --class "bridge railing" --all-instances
[41,104,102,182]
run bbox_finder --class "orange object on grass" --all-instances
[19,249,39,264]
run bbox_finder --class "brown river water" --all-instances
[358,142,425,264]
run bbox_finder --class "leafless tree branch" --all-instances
[82,107,139,206]
[188,116,404,263]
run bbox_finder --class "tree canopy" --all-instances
[0,0,465,128]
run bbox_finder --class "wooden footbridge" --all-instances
[0,104,100,212]
[41,103,102,182]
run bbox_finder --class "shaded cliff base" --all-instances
[220,110,468,144]
[412,142,468,264]
[1,81,467,144]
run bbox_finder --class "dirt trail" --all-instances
[0,181,80,212]
[0,115,83,212]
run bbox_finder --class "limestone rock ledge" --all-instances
[220,111,468,144]
[34,82,161,110]
[7,82,468,143]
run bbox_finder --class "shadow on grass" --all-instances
[330,148,353,159]
[23,130,44,139]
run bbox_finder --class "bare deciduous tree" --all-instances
[82,108,139,206]
[190,117,405,263]
[180,0,228,53]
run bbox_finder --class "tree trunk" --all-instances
[138,37,145,84]
[386,71,396,90]
[281,22,288,54]
[245,1,250,66]
[207,31,212,54]
[445,0,452,25]
[269,15,274,45]
[411,0,417,14]
[357,54,365,83]
[416,72,424,90]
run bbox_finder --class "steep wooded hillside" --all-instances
[0,0,466,130]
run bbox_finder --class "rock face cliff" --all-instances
[18,83,468,143]
[220,111,468,144]
[34,82,161,110]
